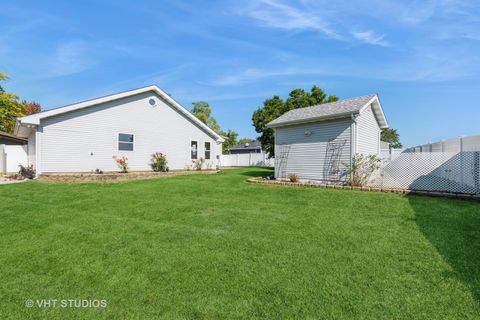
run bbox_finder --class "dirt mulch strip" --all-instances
[39,170,220,183]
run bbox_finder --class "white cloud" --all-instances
[351,30,389,47]
[239,0,392,46]
[48,41,96,77]
[239,0,341,39]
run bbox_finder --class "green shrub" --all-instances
[150,152,168,172]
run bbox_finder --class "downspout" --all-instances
[350,113,358,185]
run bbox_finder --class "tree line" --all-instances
[0,72,41,133]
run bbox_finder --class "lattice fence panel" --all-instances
[369,151,480,194]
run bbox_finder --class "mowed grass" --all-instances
[0,167,479,319]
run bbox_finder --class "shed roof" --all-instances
[266,94,388,129]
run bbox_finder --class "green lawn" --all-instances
[0,167,479,319]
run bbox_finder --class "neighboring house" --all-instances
[0,131,27,146]
[266,94,388,182]
[228,140,263,154]
[14,85,224,174]
[0,131,28,173]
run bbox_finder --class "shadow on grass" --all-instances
[236,167,274,178]
[408,195,480,301]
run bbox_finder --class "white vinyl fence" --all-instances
[379,148,404,160]
[0,144,28,173]
[0,145,5,173]
[369,135,480,194]
[221,152,274,167]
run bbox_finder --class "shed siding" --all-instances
[356,104,381,155]
[38,92,219,173]
[274,118,353,181]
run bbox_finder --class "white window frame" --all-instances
[204,141,211,160]
[118,133,135,152]
[190,140,199,160]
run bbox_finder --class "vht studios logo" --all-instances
[25,299,107,308]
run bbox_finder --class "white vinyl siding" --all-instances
[274,118,353,182]
[356,104,381,155]
[37,92,218,173]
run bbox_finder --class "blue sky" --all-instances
[1,0,480,147]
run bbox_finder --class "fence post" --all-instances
[475,152,480,194]
[460,136,464,186]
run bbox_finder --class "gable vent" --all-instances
[148,98,157,107]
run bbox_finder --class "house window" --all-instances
[118,133,134,151]
[204,142,211,160]
[191,141,198,159]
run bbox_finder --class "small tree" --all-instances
[344,154,382,187]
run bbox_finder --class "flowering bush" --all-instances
[343,153,382,187]
[112,156,129,173]
[150,152,168,172]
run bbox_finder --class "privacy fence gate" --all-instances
[369,135,480,195]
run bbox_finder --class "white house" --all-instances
[14,85,224,174]
[266,94,388,183]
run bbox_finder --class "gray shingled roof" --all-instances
[267,94,376,128]
[229,140,262,150]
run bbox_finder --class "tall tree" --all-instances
[238,138,255,144]
[191,101,239,154]
[191,101,220,132]
[0,71,7,92]
[219,129,238,154]
[22,100,42,116]
[381,128,403,149]
[0,72,25,133]
[253,86,338,157]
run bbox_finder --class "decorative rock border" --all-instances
[247,177,480,201]
[39,170,220,183]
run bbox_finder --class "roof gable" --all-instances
[266,94,388,129]
[17,85,224,142]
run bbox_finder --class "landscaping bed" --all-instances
[39,169,220,183]
[247,176,480,201]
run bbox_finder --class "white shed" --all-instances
[267,94,388,183]
[14,85,224,174]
